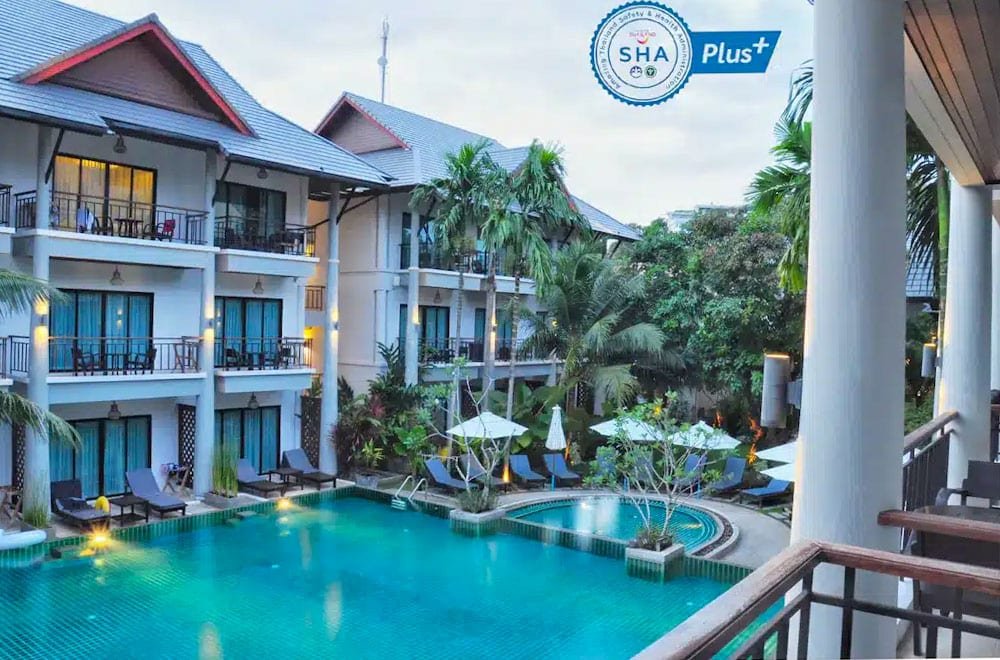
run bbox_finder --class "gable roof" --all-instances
[0,0,391,186]
[320,92,638,239]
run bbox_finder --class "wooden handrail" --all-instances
[878,509,1000,543]
[902,410,958,453]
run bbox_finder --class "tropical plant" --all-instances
[391,424,432,476]
[358,439,385,470]
[528,240,667,408]
[483,141,590,424]
[211,444,238,498]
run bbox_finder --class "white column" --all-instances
[375,195,390,270]
[939,182,991,487]
[320,184,341,474]
[791,1,905,657]
[193,150,218,494]
[990,219,1000,389]
[24,126,55,517]
[374,288,387,363]
[404,210,420,384]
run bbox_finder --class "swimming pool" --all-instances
[0,496,735,658]
[508,497,720,551]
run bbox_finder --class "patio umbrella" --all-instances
[669,421,741,451]
[446,411,527,439]
[762,462,797,482]
[756,440,798,464]
[545,406,567,451]
[589,417,661,442]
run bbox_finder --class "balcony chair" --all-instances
[144,218,175,241]
[126,347,157,374]
[224,347,249,370]
[261,344,294,369]
[935,460,1000,507]
[71,347,99,375]
[173,338,199,373]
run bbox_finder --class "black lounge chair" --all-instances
[282,449,336,490]
[51,479,110,530]
[237,459,286,498]
[543,453,581,487]
[510,454,545,487]
[674,454,707,492]
[708,457,747,495]
[126,468,187,518]
[460,453,506,491]
[739,479,792,507]
[425,458,474,493]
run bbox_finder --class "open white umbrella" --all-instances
[756,440,798,464]
[447,411,527,439]
[546,406,567,451]
[589,417,660,442]
[762,462,797,482]
[670,420,741,451]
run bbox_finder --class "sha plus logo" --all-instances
[590,1,781,106]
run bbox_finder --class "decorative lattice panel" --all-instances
[11,424,24,489]
[300,396,321,468]
[177,404,197,479]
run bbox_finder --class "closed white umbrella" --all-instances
[670,421,741,451]
[545,406,567,451]
[762,462,797,482]
[756,440,798,464]
[589,417,660,442]
[447,411,527,439]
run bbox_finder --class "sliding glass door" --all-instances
[214,297,282,368]
[214,407,280,474]
[49,290,153,372]
[49,416,151,498]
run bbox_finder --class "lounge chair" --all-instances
[425,458,474,493]
[237,459,286,498]
[739,479,792,507]
[708,457,747,495]
[281,448,336,490]
[674,454,706,492]
[510,454,545,487]
[125,468,187,518]
[51,480,110,530]
[543,453,581,487]
[459,453,506,490]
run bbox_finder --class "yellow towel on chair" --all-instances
[94,496,110,513]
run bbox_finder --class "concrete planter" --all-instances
[449,508,506,537]
[353,470,406,490]
[203,492,241,510]
[626,544,685,582]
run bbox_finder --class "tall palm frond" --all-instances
[0,386,78,447]
[0,270,66,317]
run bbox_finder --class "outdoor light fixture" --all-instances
[247,393,260,410]
[921,343,938,378]
[107,402,122,420]
[257,167,268,180]
[433,290,441,304]
[110,266,124,286]
[760,353,803,429]
[113,135,127,154]
[253,278,264,295]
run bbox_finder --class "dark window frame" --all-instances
[54,153,158,206]
[214,180,287,228]
[214,406,281,475]
[58,414,153,498]
[50,288,154,338]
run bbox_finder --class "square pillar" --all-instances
[320,184,341,474]
[405,209,420,384]
[193,150,218,494]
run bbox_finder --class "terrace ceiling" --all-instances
[904,0,1000,187]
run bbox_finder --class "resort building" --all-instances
[308,93,639,398]
[0,0,390,510]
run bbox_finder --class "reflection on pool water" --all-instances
[0,497,734,658]
[509,497,719,550]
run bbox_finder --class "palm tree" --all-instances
[411,140,503,438]
[528,241,667,408]
[482,141,589,422]
[0,270,79,524]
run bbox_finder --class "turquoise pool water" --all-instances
[509,497,718,550]
[0,497,734,659]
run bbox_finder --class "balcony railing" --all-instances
[902,411,957,517]
[305,285,325,311]
[399,243,511,276]
[14,190,207,244]
[215,216,315,256]
[0,184,10,227]
[214,337,311,370]
[403,336,548,365]
[45,337,201,376]
[496,337,546,362]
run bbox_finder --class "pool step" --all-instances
[390,497,408,511]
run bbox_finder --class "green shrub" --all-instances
[456,487,497,513]
[212,444,239,497]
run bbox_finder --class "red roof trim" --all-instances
[315,95,409,150]
[21,22,253,136]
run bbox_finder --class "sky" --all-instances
[71,0,814,226]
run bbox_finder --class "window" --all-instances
[398,304,449,348]
[49,290,153,372]
[53,155,156,225]
[215,181,286,238]
[215,407,280,475]
[400,213,437,268]
[50,416,151,498]
[214,297,282,367]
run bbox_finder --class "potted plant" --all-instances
[392,424,433,478]
[354,440,386,488]
[205,445,240,509]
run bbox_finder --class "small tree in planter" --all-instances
[207,444,239,507]
[587,398,724,551]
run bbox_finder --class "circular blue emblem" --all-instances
[590,2,694,106]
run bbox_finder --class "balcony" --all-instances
[213,337,314,394]
[214,216,318,278]
[305,285,325,311]
[399,243,511,277]
[0,184,10,227]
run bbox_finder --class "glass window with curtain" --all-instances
[214,181,287,240]
[53,155,156,228]
[48,416,151,498]
[214,406,280,475]
[214,297,282,367]
[48,290,153,372]
[398,304,450,351]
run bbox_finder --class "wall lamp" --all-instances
[921,343,937,378]
[760,353,803,429]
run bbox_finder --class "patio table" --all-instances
[110,494,148,526]
[268,467,302,491]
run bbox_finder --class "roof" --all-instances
[321,92,637,239]
[906,253,935,300]
[0,0,391,186]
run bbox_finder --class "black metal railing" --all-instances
[496,337,545,362]
[412,337,486,364]
[0,184,10,227]
[214,337,311,370]
[0,336,8,377]
[215,216,315,256]
[305,285,325,311]
[47,337,201,375]
[399,243,511,276]
[8,336,29,377]
[638,538,1000,660]
[14,190,207,244]
[902,411,956,517]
